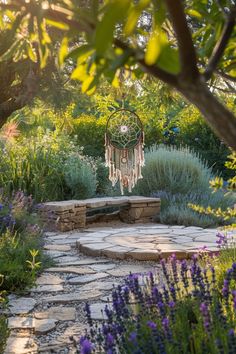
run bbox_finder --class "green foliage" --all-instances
[0,275,8,353]
[0,229,43,293]
[1,0,235,90]
[64,154,97,199]
[135,145,236,227]
[0,130,98,202]
[190,152,236,228]
[137,145,212,196]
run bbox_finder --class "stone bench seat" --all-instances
[40,196,161,232]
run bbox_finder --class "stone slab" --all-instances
[46,266,95,274]
[44,244,71,252]
[8,316,34,329]
[68,272,109,284]
[35,319,57,334]
[35,307,76,321]
[4,335,38,354]
[8,297,36,315]
[36,274,64,286]
[31,284,64,293]
[42,290,102,304]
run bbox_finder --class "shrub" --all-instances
[0,131,98,202]
[0,275,8,353]
[137,145,212,196]
[0,192,49,293]
[64,154,97,199]
[80,254,236,354]
[72,115,106,157]
[135,146,235,227]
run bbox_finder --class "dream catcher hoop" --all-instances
[105,109,145,195]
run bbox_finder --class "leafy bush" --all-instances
[64,154,97,199]
[0,131,98,202]
[135,146,235,227]
[0,192,49,293]
[72,115,106,157]
[0,275,8,353]
[80,254,236,354]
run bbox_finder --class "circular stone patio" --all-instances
[74,223,225,261]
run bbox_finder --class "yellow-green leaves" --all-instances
[186,9,202,19]
[59,37,68,66]
[124,0,150,36]
[95,0,130,55]
[145,28,166,65]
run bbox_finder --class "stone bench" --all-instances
[40,196,161,232]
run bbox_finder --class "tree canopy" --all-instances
[0,0,236,149]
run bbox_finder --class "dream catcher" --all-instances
[105,109,145,195]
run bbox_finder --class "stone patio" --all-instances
[76,223,220,260]
[3,222,227,353]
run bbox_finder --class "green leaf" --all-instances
[95,0,130,55]
[145,29,166,65]
[59,37,68,66]
[156,46,180,74]
[124,0,150,36]
[186,9,202,19]
[45,19,69,30]
[27,43,37,62]
[66,45,94,61]
[0,39,22,61]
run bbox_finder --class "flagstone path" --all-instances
[4,223,220,353]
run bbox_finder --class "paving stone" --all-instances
[4,334,38,354]
[50,238,76,245]
[79,242,114,256]
[8,316,34,329]
[89,263,116,271]
[35,319,57,334]
[35,307,76,321]
[31,284,64,293]
[36,274,64,285]
[193,234,217,242]
[8,297,36,315]
[79,281,117,292]
[42,290,102,304]
[44,244,71,252]
[44,250,69,258]
[57,256,81,263]
[128,249,160,261]
[107,265,152,277]
[172,236,194,243]
[103,246,135,259]
[68,272,109,284]
[57,258,110,266]
[46,266,95,274]
[89,303,108,320]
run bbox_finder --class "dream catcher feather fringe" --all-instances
[105,109,145,195]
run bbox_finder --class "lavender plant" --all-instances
[80,254,236,354]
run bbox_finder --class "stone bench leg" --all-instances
[40,205,86,232]
[119,201,161,223]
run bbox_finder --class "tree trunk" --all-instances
[178,80,236,151]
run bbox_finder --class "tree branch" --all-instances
[216,70,236,83]
[164,0,199,81]
[204,6,236,80]
[0,68,38,128]
[113,39,178,87]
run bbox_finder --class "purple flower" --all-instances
[147,320,157,329]
[162,317,169,330]
[128,331,137,344]
[80,338,93,354]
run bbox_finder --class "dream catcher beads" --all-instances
[105,109,145,195]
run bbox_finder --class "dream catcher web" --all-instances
[105,109,145,195]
